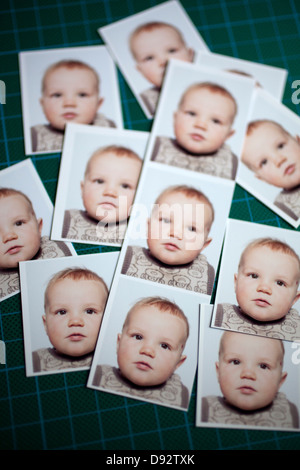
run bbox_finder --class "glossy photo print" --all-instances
[210,218,300,343]
[236,87,300,228]
[87,275,199,411]
[144,59,255,181]
[99,0,209,119]
[19,251,119,376]
[51,123,149,247]
[0,159,75,302]
[197,305,300,432]
[19,45,123,155]
[195,51,287,101]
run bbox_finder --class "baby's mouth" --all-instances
[62,112,77,120]
[238,386,256,394]
[163,242,180,251]
[67,333,85,341]
[253,298,271,307]
[6,245,22,255]
[284,163,296,176]
[99,201,117,210]
[190,133,205,142]
[135,361,152,371]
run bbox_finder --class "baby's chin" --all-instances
[282,179,300,191]
[0,249,40,270]
[52,117,94,131]
[122,372,165,388]
[88,210,118,225]
[244,309,286,323]
[153,252,196,266]
[95,215,128,225]
[227,397,271,412]
[59,347,93,358]
[177,140,220,156]
[0,260,19,270]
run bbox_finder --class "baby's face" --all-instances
[216,332,286,411]
[132,26,193,88]
[43,278,107,357]
[81,152,142,224]
[40,66,102,131]
[234,245,300,322]
[0,195,42,269]
[147,191,212,265]
[242,122,300,190]
[117,305,187,387]
[174,87,235,154]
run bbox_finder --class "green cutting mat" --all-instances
[1,0,300,451]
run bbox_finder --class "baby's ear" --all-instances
[215,361,220,381]
[226,129,235,140]
[97,97,104,109]
[146,217,151,234]
[201,236,212,252]
[292,291,300,307]
[116,333,122,350]
[296,135,300,145]
[175,354,187,370]
[37,218,43,235]
[42,315,47,333]
[234,273,238,292]
[279,370,287,389]
[188,48,194,62]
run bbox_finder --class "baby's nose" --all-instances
[169,222,183,239]
[275,154,287,167]
[103,184,118,197]
[158,54,168,66]
[140,342,155,357]
[194,116,207,129]
[2,229,18,243]
[63,94,76,106]
[257,281,272,295]
[241,366,256,380]
[68,313,84,327]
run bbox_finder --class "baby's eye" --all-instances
[51,92,62,98]
[187,225,197,232]
[133,334,143,341]
[168,48,178,54]
[212,118,222,125]
[94,178,104,184]
[160,343,171,350]
[276,280,286,287]
[121,183,132,190]
[78,92,89,97]
[277,141,285,149]
[259,158,268,168]
[160,217,171,224]
[144,55,154,62]
[56,309,67,316]
[248,273,258,279]
[229,359,240,365]
[259,363,270,370]
[185,110,196,117]
[15,219,25,227]
[85,308,97,315]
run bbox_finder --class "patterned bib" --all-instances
[214,303,300,342]
[151,136,238,180]
[121,245,214,295]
